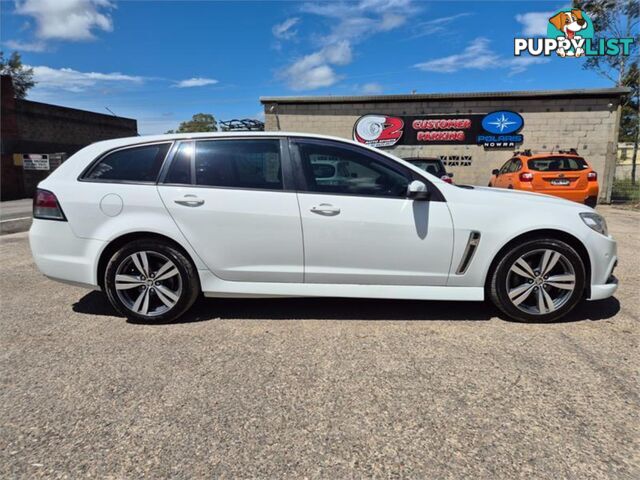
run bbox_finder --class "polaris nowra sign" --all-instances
[477,110,524,148]
[353,111,524,149]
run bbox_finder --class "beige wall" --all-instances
[264,96,621,202]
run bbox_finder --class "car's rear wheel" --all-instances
[489,238,586,322]
[104,239,200,322]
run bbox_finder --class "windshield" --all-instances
[410,160,446,177]
[527,156,588,172]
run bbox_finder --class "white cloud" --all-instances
[362,82,383,94]
[515,11,554,36]
[272,17,300,40]
[414,38,549,76]
[414,38,499,73]
[379,13,406,31]
[15,0,114,41]
[30,65,143,92]
[279,0,414,91]
[174,77,218,88]
[410,13,473,38]
[280,41,352,90]
[303,0,416,45]
[508,56,550,76]
[3,39,47,52]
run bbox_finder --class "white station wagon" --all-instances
[29,133,618,323]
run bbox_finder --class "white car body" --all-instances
[29,132,617,309]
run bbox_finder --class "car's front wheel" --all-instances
[489,238,586,322]
[104,239,200,322]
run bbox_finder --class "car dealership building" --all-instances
[261,87,630,202]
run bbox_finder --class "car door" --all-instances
[157,138,303,283]
[290,138,454,286]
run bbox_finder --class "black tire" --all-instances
[104,239,200,323]
[585,196,597,208]
[488,238,586,323]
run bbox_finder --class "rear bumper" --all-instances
[538,186,599,204]
[29,219,104,289]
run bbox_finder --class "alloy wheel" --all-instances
[506,249,576,315]
[114,251,182,317]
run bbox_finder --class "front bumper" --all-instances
[586,232,618,301]
[29,219,105,289]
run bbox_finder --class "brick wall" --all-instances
[1,75,138,200]
[264,95,622,202]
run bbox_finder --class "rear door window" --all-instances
[508,159,522,173]
[84,143,171,182]
[528,157,588,171]
[499,159,514,174]
[194,139,283,190]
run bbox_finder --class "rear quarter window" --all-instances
[528,156,588,172]
[84,143,171,182]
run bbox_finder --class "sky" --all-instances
[0,0,626,134]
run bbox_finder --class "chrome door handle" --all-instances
[174,195,204,207]
[310,204,340,216]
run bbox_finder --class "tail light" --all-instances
[441,175,453,184]
[519,172,534,182]
[33,189,66,221]
[587,171,597,181]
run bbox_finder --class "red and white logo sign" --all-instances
[353,115,404,148]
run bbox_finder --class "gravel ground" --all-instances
[1,205,638,479]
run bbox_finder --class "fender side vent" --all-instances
[456,231,481,275]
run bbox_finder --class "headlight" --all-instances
[580,212,608,236]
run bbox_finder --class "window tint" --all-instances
[296,141,410,197]
[499,159,514,174]
[312,162,336,179]
[194,140,282,190]
[508,159,522,173]
[85,143,170,182]
[164,142,192,184]
[528,156,588,171]
[410,160,446,177]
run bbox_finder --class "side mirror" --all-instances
[407,180,430,200]
[492,169,500,175]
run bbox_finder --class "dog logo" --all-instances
[353,115,404,148]
[514,8,633,58]
[547,9,593,57]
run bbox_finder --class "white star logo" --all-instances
[488,114,517,132]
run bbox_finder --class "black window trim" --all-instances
[78,141,175,184]
[288,137,446,202]
[158,136,295,193]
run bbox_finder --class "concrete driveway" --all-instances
[0,206,638,478]
[0,198,32,235]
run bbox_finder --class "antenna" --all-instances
[105,107,140,136]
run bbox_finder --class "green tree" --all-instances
[573,0,639,183]
[0,51,36,99]
[166,113,217,133]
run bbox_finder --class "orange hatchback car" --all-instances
[489,150,599,207]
